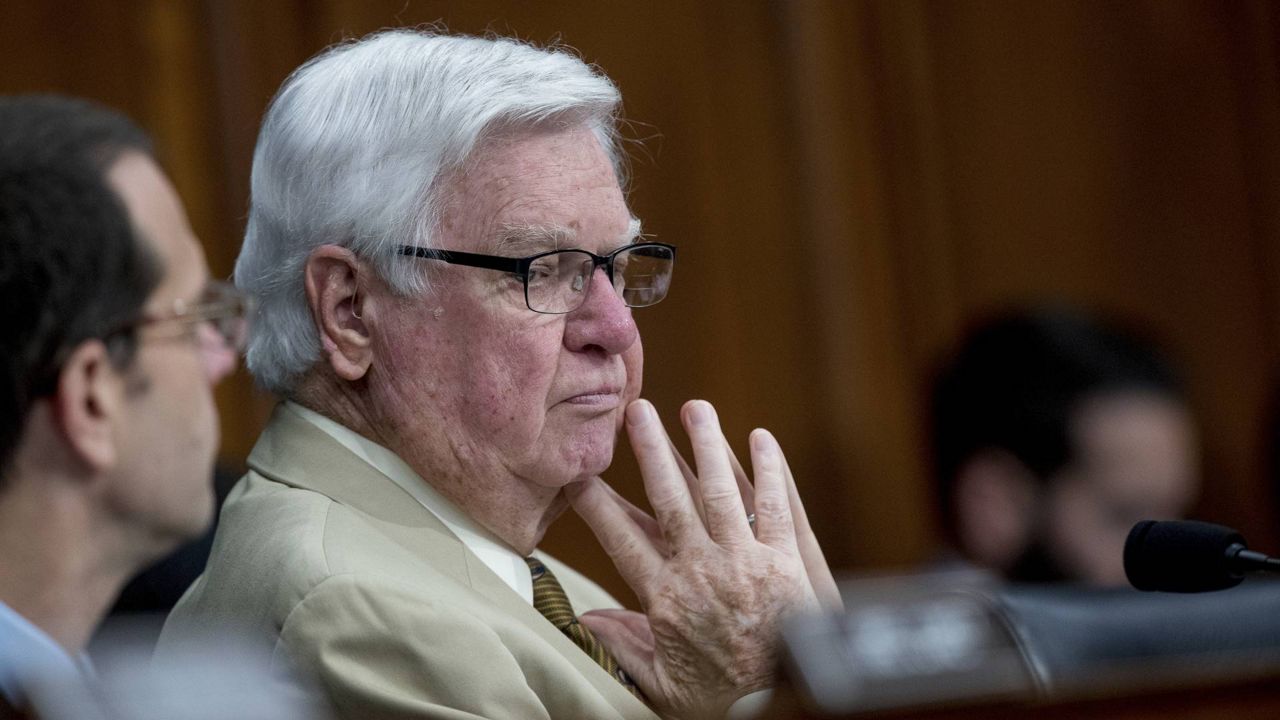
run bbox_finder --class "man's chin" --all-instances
[555,423,618,477]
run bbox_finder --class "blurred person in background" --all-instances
[929,307,1200,585]
[0,95,249,717]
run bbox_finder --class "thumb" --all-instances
[581,608,655,647]
[580,610,656,689]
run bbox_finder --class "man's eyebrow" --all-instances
[492,217,645,255]
[493,224,575,255]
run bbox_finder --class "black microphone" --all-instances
[1125,520,1280,592]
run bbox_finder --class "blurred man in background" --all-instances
[929,307,1200,585]
[0,95,247,715]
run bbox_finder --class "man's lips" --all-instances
[561,386,624,407]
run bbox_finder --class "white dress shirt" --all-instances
[288,402,534,605]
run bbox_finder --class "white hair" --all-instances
[235,29,624,394]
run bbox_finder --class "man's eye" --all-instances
[527,260,557,284]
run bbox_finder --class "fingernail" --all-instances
[751,428,778,455]
[689,400,715,427]
[626,400,653,427]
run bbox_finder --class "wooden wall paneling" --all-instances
[5,0,1279,582]
[1230,2,1280,348]
[926,1,1131,306]
[662,0,825,506]
[778,0,938,568]
[0,3,146,110]
[200,0,328,465]
[135,0,219,257]
[1222,0,1280,543]
[130,0,267,467]
[914,1,1280,548]
[861,1,965,366]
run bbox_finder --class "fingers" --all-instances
[682,400,753,545]
[566,477,664,594]
[725,439,755,519]
[626,400,705,547]
[673,429,754,526]
[783,457,843,611]
[667,433,706,527]
[747,429,796,551]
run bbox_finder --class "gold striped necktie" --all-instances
[525,557,644,700]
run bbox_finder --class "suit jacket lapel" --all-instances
[248,403,655,719]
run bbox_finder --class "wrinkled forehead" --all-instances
[433,124,636,255]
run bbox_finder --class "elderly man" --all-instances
[0,96,247,715]
[159,30,837,720]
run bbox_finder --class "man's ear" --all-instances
[953,449,1039,572]
[51,339,124,472]
[304,245,374,381]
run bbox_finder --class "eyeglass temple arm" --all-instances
[397,246,526,273]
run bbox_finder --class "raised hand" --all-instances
[566,399,839,719]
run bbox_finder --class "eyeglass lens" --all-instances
[526,244,673,313]
[194,283,252,352]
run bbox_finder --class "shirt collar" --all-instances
[0,600,90,706]
[285,401,534,605]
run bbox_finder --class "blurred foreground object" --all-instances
[26,629,330,720]
[779,572,1280,717]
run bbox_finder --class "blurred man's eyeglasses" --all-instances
[116,280,254,352]
[397,242,676,314]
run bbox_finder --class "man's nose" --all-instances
[563,267,638,355]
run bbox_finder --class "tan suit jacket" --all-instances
[158,404,658,720]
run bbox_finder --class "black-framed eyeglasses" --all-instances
[397,242,676,314]
[111,280,255,352]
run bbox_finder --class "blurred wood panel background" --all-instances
[2,0,1277,603]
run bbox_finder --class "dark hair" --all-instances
[0,95,162,479]
[929,308,1184,539]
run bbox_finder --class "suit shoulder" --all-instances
[159,473,340,647]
